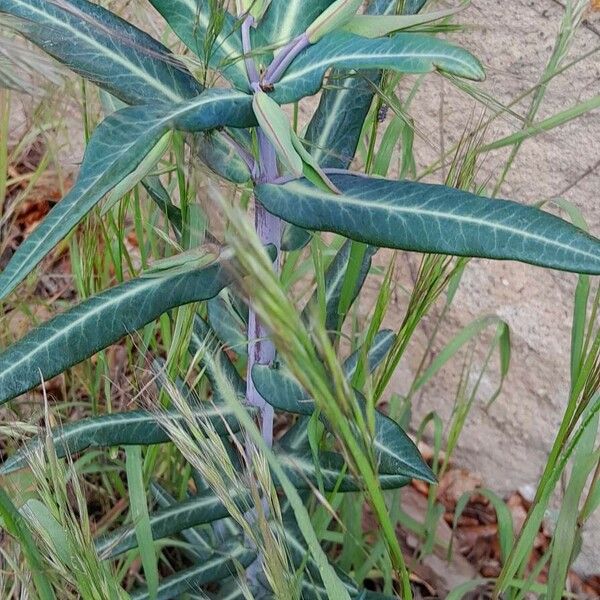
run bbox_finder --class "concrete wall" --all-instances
[365,0,600,574]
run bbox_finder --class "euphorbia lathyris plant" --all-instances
[1,0,600,597]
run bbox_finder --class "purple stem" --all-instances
[241,15,259,85]
[263,33,310,84]
[245,131,281,448]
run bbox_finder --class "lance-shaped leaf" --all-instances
[253,89,303,176]
[149,482,214,561]
[287,1,399,249]
[95,492,247,559]
[304,0,415,170]
[258,0,335,47]
[207,290,248,357]
[147,0,249,91]
[272,31,485,104]
[306,0,362,43]
[302,240,376,332]
[0,0,201,104]
[0,258,231,405]
[0,405,242,476]
[343,329,396,379]
[304,70,381,170]
[129,544,256,600]
[252,364,435,481]
[343,3,467,38]
[0,89,254,298]
[277,447,409,492]
[192,131,253,184]
[256,174,600,275]
[189,315,246,396]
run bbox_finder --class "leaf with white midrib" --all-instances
[148,0,249,90]
[0,89,254,300]
[252,364,435,482]
[272,31,485,104]
[0,406,241,475]
[129,544,256,600]
[258,0,334,47]
[256,174,600,275]
[343,329,396,379]
[0,260,231,405]
[277,447,410,492]
[95,493,248,559]
[0,0,201,105]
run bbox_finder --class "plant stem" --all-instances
[245,132,281,447]
[263,33,310,84]
[239,9,281,448]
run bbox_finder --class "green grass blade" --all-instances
[0,489,56,600]
[126,446,159,600]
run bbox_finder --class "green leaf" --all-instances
[126,446,159,600]
[0,259,230,405]
[189,315,246,396]
[303,0,410,170]
[272,31,485,104]
[0,489,56,600]
[95,492,244,559]
[142,176,184,237]
[452,488,514,565]
[253,89,303,176]
[0,0,202,104]
[281,223,312,251]
[277,446,409,492]
[404,0,428,13]
[129,543,256,600]
[302,240,376,332]
[258,0,334,47]
[0,89,254,298]
[207,291,248,357]
[0,406,242,476]
[305,71,381,169]
[256,174,600,274]
[343,4,467,38]
[306,0,362,43]
[191,131,252,184]
[147,0,249,90]
[251,364,435,482]
[149,482,214,560]
[343,329,396,378]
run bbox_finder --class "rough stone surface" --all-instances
[360,0,600,574]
